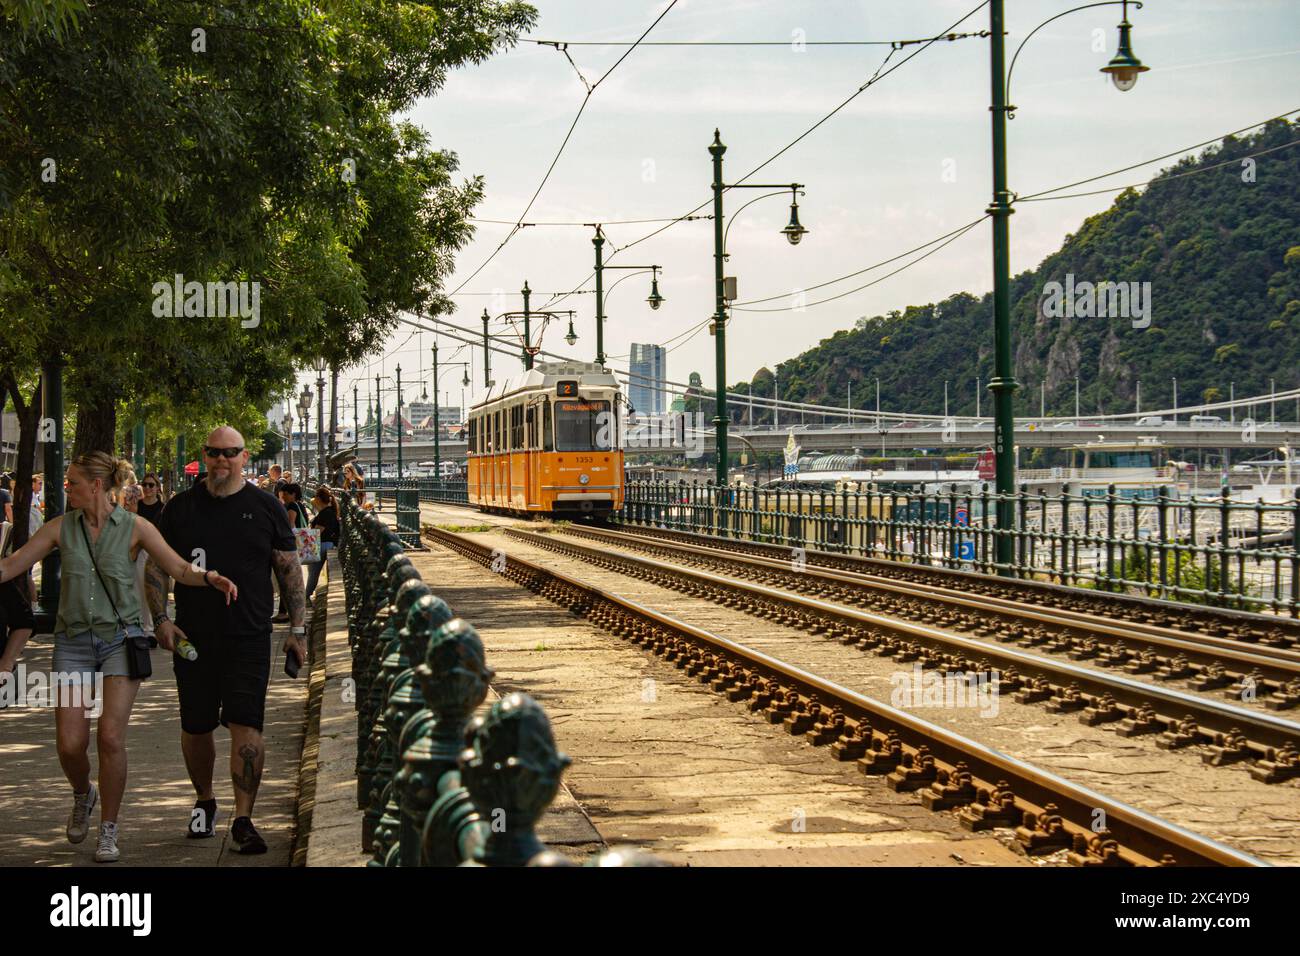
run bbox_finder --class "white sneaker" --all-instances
[94,822,120,863]
[67,785,98,844]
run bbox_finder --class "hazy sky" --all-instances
[325,0,1300,413]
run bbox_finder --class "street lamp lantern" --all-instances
[1101,3,1149,91]
[564,315,578,347]
[781,190,808,246]
[646,267,665,310]
[461,368,470,388]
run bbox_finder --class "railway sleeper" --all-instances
[428,528,1287,864]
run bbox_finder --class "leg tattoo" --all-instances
[232,743,262,797]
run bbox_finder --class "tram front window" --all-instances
[555,400,613,452]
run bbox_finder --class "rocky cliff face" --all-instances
[732,121,1300,422]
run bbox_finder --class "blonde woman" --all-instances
[0,452,238,862]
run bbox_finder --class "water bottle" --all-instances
[175,637,198,661]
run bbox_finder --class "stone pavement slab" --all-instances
[0,630,308,867]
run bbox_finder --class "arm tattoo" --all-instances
[233,743,262,797]
[143,558,168,620]
[272,549,306,626]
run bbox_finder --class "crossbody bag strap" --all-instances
[80,515,127,631]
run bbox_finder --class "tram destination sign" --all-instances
[556,380,579,397]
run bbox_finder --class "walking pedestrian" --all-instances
[0,513,35,702]
[136,473,166,525]
[277,483,310,529]
[143,427,306,854]
[0,452,237,862]
[0,473,13,525]
[304,487,338,600]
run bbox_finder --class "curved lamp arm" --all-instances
[723,189,803,254]
[1006,1,1141,118]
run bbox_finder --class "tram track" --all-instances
[558,524,1300,705]
[609,520,1300,641]
[423,524,1265,867]
[503,526,1300,783]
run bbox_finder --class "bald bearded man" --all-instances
[144,426,307,854]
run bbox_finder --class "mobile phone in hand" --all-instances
[284,646,301,679]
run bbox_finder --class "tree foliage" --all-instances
[0,0,536,463]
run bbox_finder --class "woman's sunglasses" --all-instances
[203,446,244,459]
[141,482,158,488]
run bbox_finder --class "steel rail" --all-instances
[504,528,1300,761]
[424,525,1263,867]
[560,524,1300,681]
[609,520,1300,643]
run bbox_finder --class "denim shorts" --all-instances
[52,625,145,679]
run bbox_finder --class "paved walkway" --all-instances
[0,627,308,867]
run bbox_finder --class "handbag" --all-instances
[295,526,322,565]
[80,516,151,680]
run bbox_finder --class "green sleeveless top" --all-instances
[55,506,143,638]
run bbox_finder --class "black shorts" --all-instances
[0,580,35,636]
[173,629,272,734]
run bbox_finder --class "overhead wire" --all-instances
[448,0,683,296]
[536,1,993,311]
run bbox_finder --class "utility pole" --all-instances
[315,363,326,484]
[522,280,533,371]
[593,228,606,366]
[482,309,493,389]
[1136,379,1141,415]
[976,375,981,419]
[395,364,404,479]
[1075,375,1080,420]
[329,362,339,459]
[709,130,730,485]
[433,341,441,482]
[375,374,382,484]
[1172,376,1178,425]
[987,0,1019,573]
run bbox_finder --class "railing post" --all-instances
[460,693,572,867]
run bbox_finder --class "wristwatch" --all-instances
[290,625,306,636]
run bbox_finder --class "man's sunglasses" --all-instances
[203,446,244,459]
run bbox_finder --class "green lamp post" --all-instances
[588,224,665,368]
[708,129,808,486]
[985,0,1148,573]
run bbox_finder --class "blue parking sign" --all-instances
[955,540,976,561]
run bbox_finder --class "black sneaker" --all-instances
[188,798,217,838]
[230,816,267,854]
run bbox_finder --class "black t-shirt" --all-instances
[310,504,340,544]
[137,498,165,524]
[155,479,295,637]
[0,488,11,519]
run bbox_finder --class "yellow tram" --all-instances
[467,361,624,517]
